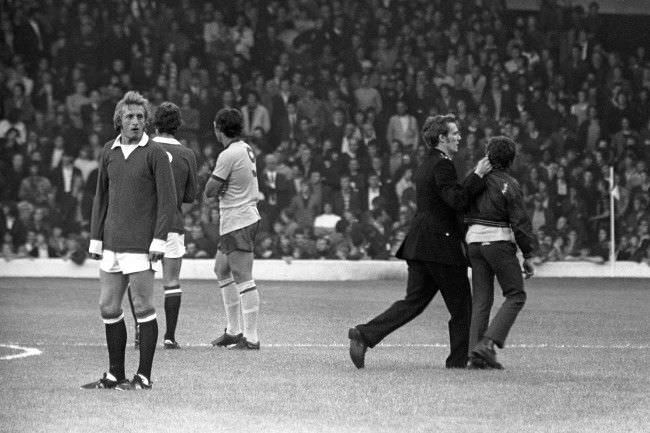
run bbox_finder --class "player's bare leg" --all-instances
[126,284,140,348]
[211,251,242,346]
[162,257,182,348]
[228,250,260,350]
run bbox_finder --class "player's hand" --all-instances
[474,156,492,178]
[89,253,102,260]
[149,251,164,262]
[522,258,535,279]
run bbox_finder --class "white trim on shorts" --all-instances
[165,232,186,259]
[100,250,161,274]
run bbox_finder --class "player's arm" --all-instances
[434,158,488,211]
[204,149,233,199]
[88,150,109,260]
[506,182,538,279]
[151,147,177,261]
[204,175,225,199]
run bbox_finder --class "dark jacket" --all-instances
[396,149,486,265]
[464,169,538,258]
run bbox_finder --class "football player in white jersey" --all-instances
[204,108,262,350]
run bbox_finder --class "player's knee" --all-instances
[130,292,155,316]
[164,276,180,287]
[231,267,252,283]
[214,261,229,279]
[99,302,121,319]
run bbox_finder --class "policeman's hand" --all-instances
[149,251,164,262]
[522,258,535,279]
[474,156,492,178]
[89,253,102,260]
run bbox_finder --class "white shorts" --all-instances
[100,250,162,274]
[165,232,186,259]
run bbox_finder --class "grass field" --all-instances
[0,277,649,433]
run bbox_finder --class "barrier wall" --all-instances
[1,258,649,280]
[507,0,650,15]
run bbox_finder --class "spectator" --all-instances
[242,90,271,136]
[286,180,321,231]
[354,74,382,115]
[313,202,341,237]
[386,100,419,149]
[18,162,52,206]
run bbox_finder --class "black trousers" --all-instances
[356,260,472,368]
[467,242,526,352]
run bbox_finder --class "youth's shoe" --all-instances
[470,340,504,370]
[130,374,153,390]
[163,339,181,349]
[134,324,141,349]
[80,372,126,389]
[227,338,260,350]
[348,327,368,369]
[211,329,243,347]
[467,356,488,370]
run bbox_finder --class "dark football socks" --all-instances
[136,310,158,381]
[103,312,127,381]
[163,285,182,341]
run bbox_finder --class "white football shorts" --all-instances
[165,232,186,259]
[100,250,162,274]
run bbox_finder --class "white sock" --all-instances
[219,278,240,335]
[238,280,259,344]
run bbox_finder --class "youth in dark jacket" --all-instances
[464,136,538,369]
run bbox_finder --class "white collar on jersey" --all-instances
[111,132,149,148]
[153,136,181,145]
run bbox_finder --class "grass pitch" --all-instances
[0,277,648,433]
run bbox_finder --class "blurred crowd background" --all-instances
[0,0,649,264]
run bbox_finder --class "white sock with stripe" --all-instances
[219,277,241,335]
[238,280,259,344]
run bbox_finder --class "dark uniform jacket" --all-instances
[396,149,486,265]
[464,169,538,258]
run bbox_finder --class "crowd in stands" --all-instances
[0,0,649,265]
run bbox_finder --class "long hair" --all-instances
[421,114,456,150]
[112,91,152,132]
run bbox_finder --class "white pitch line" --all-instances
[6,342,649,349]
[0,344,42,360]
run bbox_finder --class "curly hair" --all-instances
[487,136,517,169]
[421,114,457,149]
[112,91,152,132]
[154,102,182,135]
[214,108,243,138]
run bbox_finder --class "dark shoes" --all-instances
[81,372,129,390]
[227,338,260,350]
[211,329,243,347]
[129,373,152,390]
[470,339,504,370]
[348,327,368,369]
[82,372,152,390]
[163,339,181,349]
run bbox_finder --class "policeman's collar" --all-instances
[432,147,452,160]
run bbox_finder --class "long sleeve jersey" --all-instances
[89,133,177,254]
[153,136,198,234]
